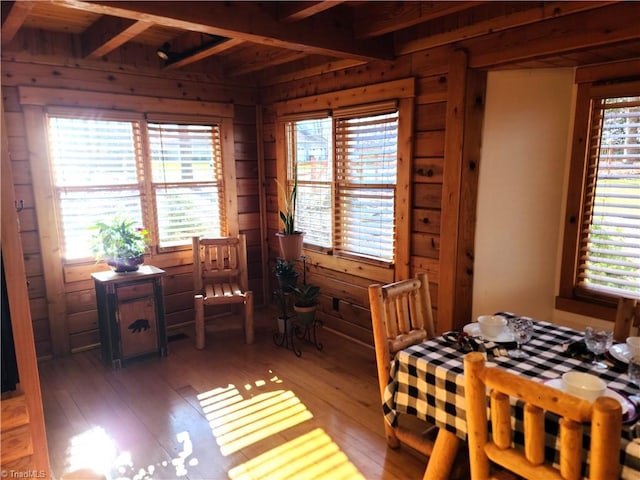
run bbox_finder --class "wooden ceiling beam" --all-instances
[463,2,640,68]
[228,51,309,77]
[355,1,480,39]
[53,0,393,62]
[83,16,153,58]
[164,38,244,70]
[1,1,34,44]
[277,1,345,23]
[395,1,617,56]
[259,58,367,86]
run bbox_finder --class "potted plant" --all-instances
[293,283,320,325]
[275,172,304,261]
[89,216,149,272]
[273,258,298,292]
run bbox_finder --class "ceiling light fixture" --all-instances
[156,42,171,61]
[156,35,230,66]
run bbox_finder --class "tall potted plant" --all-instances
[275,171,304,261]
[89,216,149,272]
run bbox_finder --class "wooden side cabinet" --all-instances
[92,265,168,368]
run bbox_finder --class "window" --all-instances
[47,110,227,261]
[284,103,399,264]
[559,79,640,309]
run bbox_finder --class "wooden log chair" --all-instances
[368,273,439,458]
[192,235,254,349]
[464,352,622,480]
[613,296,640,343]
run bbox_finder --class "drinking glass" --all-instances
[584,327,613,371]
[508,316,534,358]
[629,356,640,411]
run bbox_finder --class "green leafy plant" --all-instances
[89,216,149,262]
[275,173,298,235]
[293,284,320,307]
[273,258,296,276]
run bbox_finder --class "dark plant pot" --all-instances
[294,305,317,325]
[276,272,299,292]
[276,232,304,261]
[107,255,144,273]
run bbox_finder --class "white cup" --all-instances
[626,336,640,358]
[561,371,606,402]
[477,315,507,338]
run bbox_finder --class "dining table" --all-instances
[382,313,640,479]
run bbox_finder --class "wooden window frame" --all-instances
[556,64,640,320]
[274,78,415,283]
[18,86,238,280]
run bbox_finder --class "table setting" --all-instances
[383,312,640,479]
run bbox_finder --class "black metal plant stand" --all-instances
[272,255,323,356]
[272,290,301,357]
[294,319,323,351]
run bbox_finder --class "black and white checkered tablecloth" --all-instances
[383,317,640,479]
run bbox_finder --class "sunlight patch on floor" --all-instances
[64,426,116,476]
[198,373,364,479]
[198,382,313,455]
[228,428,365,480]
[63,426,197,479]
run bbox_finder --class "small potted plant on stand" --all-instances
[293,284,320,325]
[90,216,149,272]
[275,172,304,261]
[273,258,298,292]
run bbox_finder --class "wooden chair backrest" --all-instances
[192,235,248,294]
[613,296,640,343]
[464,352,622,480]
[369,272,436,400]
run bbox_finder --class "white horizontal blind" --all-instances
[578,95,640,297]
[148,123,226,246]
[289,118,333,248]
[334,110,398,262]
[47,116,144,260]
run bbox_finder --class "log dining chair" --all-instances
[368,273,439,461]
[464,352,622,480]
[192,235,254,349]
[613,296,640,343]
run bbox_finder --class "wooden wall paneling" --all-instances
[413,184,443,209]
[438,50,487,332]
[414,131,445,156]
[395,95,415,281]
[438,50,467,334]
[1,97,51,475]
[412,208,441,234]
[413,157,443,183]
[454,67,486,329]
[2,45,256,103]
[412,232,440,259]
[255,105,269,306]
[416,102,447,131]
[416,75,448,105]
[22,105,69,355]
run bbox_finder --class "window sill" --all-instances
[554,295,617,322]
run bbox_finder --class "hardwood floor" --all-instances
[38,310,430,479]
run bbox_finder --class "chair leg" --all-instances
[195,294,205,350]
[244,291,254,344]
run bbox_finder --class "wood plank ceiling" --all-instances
[2,1,640,85]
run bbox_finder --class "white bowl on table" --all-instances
[477,315,508,338]
[561,372,606,402]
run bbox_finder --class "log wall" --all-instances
[260,46,484,344]
[2,34,261,357]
